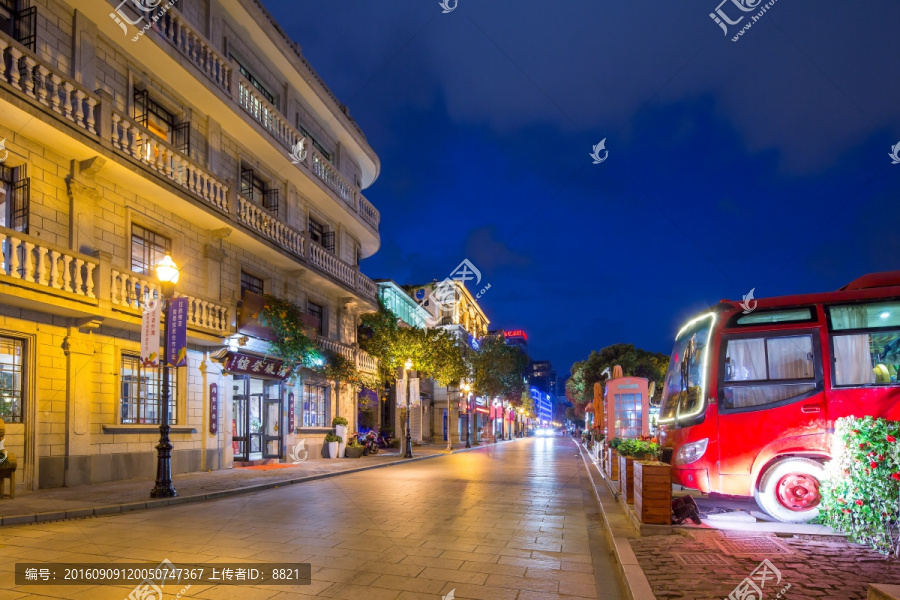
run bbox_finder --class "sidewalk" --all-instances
[0,443,460,526]
[577,443,900,600]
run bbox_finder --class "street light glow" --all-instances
[155,254,180,284]
[404,359,413,371]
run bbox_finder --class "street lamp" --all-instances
[150,254,179,498]
[462,383,471,448]
[404,359,413,458]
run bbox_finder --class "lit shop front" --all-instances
[223,352,290,463]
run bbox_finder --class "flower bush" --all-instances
[617,439,660,459]
[819,416,900,556]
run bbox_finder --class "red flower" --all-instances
[859,443,868,449]
[887,435,897,443]
[856,500,864,506]
[852,429,860,435]
[871,462,879,469]
[842,508,851,514]
[892,473,900,481]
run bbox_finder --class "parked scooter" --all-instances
[376,430,393,449]
[361,431,379,455]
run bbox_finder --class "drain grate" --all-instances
[673,553,732,566]
[715,537,793,556]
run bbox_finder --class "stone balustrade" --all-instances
[237,74,305,153]
[356,349,378,374]
[110,269,231,335]
[0,227,97,298]
[357,194,380,230]
[150,5,231,93]
[311,148,354,206]
[316,336,379,374]
[237,196,305,258]
[111,111,229,213]
[309,241,356,288]
[0,32,99,137]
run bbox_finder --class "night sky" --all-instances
[264,0,900,375]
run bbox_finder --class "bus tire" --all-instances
[754,457,825,523]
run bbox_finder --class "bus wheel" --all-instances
[754,457,825,523]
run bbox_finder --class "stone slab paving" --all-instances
[0,436,626,599]
[631,528,900,600]
[0,446,449,522]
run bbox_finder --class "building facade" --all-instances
[0,0,381,490]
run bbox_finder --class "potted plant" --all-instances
[325,433,342,459]
[634,444,671,525]
[345,435,365,458]
[332,417,349,457]
[617,439,639,504]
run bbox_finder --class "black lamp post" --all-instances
[150,254,179,499]
[403,359,413,458]
[463,383,471,448]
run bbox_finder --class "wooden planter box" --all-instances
[634,461,672,525]
[618,454,635,504]
[606,449,619,480]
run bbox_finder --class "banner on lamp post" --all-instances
[140,299,161,367]
[409,378,420,407]
[166,296,189,367]
[396,376,407,408]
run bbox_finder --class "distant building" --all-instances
[531,387,553,424]
[529,360,553,395]
[500,329,528,354]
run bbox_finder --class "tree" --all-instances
[470,334,528,402]
[566,344,669,411]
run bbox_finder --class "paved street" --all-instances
[0,437,625,600]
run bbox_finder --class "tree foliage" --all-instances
[566,343,668,408]
[471,335,528,403]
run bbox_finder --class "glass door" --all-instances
[248,378,264,460]
[232,377,249,462]
[262,381,283,459]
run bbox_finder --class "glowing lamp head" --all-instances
[155,255,180,285]
[462,383,471,392]
[404,359,413,371]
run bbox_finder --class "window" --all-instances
[732,307,816,326]
[829,302,900,387]
[0,0,35,52]
[131,225,171,275]
[240,271,264,297]
[133,89,191,155]
[613,393,642,439]
[0,163,29,233]
[295,120,332,162]
[240,167,279,214]
[232,56,275,104]
[0,337,24,423]
[301,383,329,427]
[120,354,178,424]
[307,217,334,252]
[720,333,818,411]
[307,301,323,334]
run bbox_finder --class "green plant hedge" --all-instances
[617,439,660,459]
[324,433,342,444]
[332,416,349,427]
[820,416,899,556]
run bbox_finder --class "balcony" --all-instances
[317,336,379,375]
[0,226,98,300]
[110,268,232,336]
[237,195,377,303]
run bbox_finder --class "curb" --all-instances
[577,445,658,600]
[0,438,521,528]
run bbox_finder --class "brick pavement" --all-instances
[631,528,900,600]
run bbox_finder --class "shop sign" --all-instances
[224,352,290,379]
[209,383,218,435]
[288,392,295,431]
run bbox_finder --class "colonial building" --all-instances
[0,0,381,490]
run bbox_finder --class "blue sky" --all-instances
[264,0,900,375]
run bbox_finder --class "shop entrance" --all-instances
[233,376,283,462]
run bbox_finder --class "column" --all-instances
[63,333,96,487]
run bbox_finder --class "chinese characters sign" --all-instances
[224,352,290,379]
[166,297,188,367]
[209,383,218,435]
[288,393,295,431]
[140,299,161,367]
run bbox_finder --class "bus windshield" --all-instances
[659,313,716,425]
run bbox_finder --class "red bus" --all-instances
[659,272,900,522]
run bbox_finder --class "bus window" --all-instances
[659,313,715,424]
[829,302,900,386]
[721,333,817,411]
[732,307,815,326]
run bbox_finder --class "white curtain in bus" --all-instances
[725,338,766,381]
[767,335,814,380]
[831,306,875,386]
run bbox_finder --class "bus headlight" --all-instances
[674,438,708,465]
